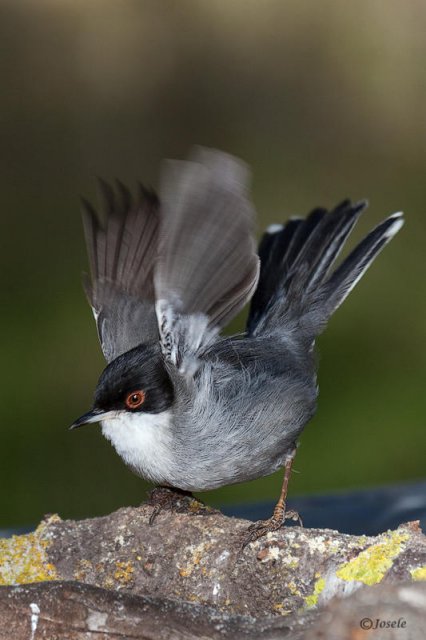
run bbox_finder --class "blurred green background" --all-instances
[1,0,425,529]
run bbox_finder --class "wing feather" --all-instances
[82,182,159,362]
[154,147,259,370]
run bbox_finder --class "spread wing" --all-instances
[82,147,260,372]
[82,180,159,362]
[154,147,260,374]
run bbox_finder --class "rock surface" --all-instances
[1,497,426,638]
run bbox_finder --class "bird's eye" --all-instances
[125,390,146,410]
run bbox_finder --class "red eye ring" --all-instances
[125,390,146,409]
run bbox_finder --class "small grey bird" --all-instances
[71,147,403,543]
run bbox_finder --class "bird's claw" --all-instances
[284,509,303,526]
[241,508,303,549]
[147,486,212,525]
[148,487,192,525]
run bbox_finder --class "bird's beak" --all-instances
[69,409,114,430]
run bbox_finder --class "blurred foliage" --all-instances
[1,0,425,528]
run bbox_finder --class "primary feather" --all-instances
[154,147,260,371]
[82,181,159,362]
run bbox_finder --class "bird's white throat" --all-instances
[101,410,174,484]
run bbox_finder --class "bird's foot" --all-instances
[240,508,302,549]
[147,486,214,525]
[148,487,194,525]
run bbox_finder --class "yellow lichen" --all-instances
[114,560,134,585]
[335,531,409,586]
[287,580,301,596]
[188,499,205,513]
[178,541,211,578]
[0,519,58,585]
[410,565,426,581]
[187,593,199,602]
[103,576,115,589]
[305,577,325,608]
[73,558,94,582]
[273,604,291,616]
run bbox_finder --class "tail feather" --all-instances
[248,218,303,330]
[311,212,404,331]
[282,207,327,274]
[297,200,366,295]
[248,209,328,332]
[247,201,403,340]
[282,201,365,295]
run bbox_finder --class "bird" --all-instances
[70,146,404,544]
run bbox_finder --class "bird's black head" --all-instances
[70,343,174,429]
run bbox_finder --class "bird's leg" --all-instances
[241,448,302,548]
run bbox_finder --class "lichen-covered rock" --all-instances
[0,518,59,586]
[0,499,425,620]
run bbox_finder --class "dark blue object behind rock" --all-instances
[2,480,425,538]
[222,480,426,535]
